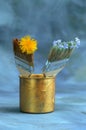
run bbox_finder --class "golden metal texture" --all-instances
[20,74,55,113]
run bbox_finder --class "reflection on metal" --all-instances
[15,56,33,76]
[42,58,69,76]
[20,74,55,113]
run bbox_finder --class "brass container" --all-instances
[20,74,55,113]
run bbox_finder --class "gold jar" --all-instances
[20,74,55,113]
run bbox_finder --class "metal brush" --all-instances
[42,37,80,77]
[13,39,34,76]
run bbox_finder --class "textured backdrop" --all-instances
[0,0,86,92]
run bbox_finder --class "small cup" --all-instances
[20,74,55,113]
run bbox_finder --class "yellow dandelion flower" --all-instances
[19,36,38,54]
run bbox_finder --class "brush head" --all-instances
[48,46,74,62]
[42,37,80,76]
[13,36,38,75]
[13,38,34,66]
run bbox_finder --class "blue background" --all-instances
[0,0,86,129]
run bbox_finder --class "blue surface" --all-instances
[0,0,86,129]
[0,83,86,130]
[0,49,86,130]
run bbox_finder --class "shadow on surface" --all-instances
[0,106,20,114]
[55,103,73,112]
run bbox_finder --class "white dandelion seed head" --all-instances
[63,42,68,49]
[53,39,62,46]
[75,37,80,45]
[57,39,61,44]
[53,40,58,46]
[58,44,64,49]
[69,41,75,48]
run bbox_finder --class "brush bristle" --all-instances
[48,46,74,62]
[48,37,80,62]
[13,38,34,66]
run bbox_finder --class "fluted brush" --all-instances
[42,37,80,76]
[13,36,38,76]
